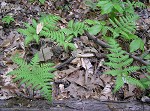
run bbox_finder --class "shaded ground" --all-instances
[0,98,150,111]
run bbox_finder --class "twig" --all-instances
[85,31,149,65]
[85,31,110,48]
[55,56,76,70]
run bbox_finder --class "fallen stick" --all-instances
[85,31,149,65]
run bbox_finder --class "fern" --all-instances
[97,0,124,15]
[85,19,109,36]
[7,53,56,101]
[18,14,76,50]
[29,0,45,4]
[140,75,150,89]
[140,65,150,90]
[2,15,15,24]
[18,19,39,45]
[126,0,146,9]
[123,0,146,15]
[108,14,139,39]
[104,38,144,92]
[61,20,87,37]
[97,0,146,16]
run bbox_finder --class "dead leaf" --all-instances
[77,53,94,58]
[36,22,43,34]
[0,39,11,48]
[100,83,116,101]
[38,47,53,61]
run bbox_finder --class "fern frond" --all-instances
[104,38,144,92]
[7,53,56,101]
[30,53,39,66]
[108,14,138,39]
[113,76,124,93]
[97,0,123,14]
[11,54,27,67]
[126,0,146,9]
[104,70,122,76]
[126,76,145,89]
[18,19,39,45]
[61,20,87,37]
[124,66,140,73]
[18,14,76,50]
[140,75,150,89]
[121,58,133,67]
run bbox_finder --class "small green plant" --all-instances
[85,19,108,36]
[140,75,150,89]
[61,20,87,38]
[141,65,150,90]
[18,14,60,45]
[108,14,139,39]
[2,15,14,24]
[97,0,124,15]
[39,0,45,4]
[18,14,88,50]
[87,0,145,52]
[7,53,55,101]
[97,0,145,16]
[104,38,144,92]
[83,0,97,10]
[29,0,45,4]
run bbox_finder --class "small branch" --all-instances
[55,56,76,70]
[85,31,110,48]
[85,31,149,66]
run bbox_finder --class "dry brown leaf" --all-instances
[124,84,136,99]
[38,47,53,61]
[100,83,116,101]
[66,70,85,86]
[0,39,11,48]
[36,22,43,34]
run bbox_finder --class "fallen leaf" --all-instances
[36,22,43,34]
[0,39,11,48]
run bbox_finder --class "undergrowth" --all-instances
[8,0,150,101]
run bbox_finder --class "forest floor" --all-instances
[0,0,150,111]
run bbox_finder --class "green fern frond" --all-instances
[18,14,76,50]
[108,14,139,39]
[124,66,140,73]
[113,76,124,93]
[140,75,150,89]
[104,70,122,76]
[104,38,142,92]
[85,19,108,36]
[40,14,60,30]
[7,53,56,101]
[126,0,146,9]
[126,76,145,89]
[18,19,39,45]
[97,0,123,14]
[61,20,87,37]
